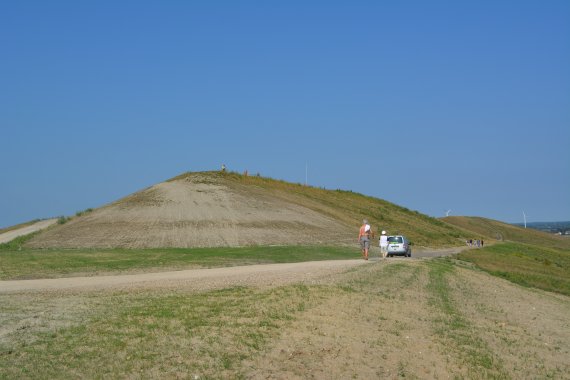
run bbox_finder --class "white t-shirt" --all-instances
[380,235,388,247]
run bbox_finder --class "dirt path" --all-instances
[0,219,57,244]
[0,259,368,293]
[0,248,465,293]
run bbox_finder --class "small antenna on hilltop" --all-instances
[523,211,527,228]
[305,162,308,186]
[445,209,452,217]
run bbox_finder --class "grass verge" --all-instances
[0,245,359,280]
[457,242,570,296]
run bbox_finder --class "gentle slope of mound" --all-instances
[442,216,570,250]
[25,171,468,249]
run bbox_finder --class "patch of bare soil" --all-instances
[26,174,353,248]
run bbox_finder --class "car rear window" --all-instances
[388,236,403,243]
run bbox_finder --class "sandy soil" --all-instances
[0,219,57,244]
[26,174,354,248]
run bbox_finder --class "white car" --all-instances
[387,235,412,257]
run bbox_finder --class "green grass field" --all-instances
[457,242,570,296]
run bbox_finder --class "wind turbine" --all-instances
[523,211,527,228]
[445,209,452,217]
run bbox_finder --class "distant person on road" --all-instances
[358,219,371,260]
[379,230,388,258]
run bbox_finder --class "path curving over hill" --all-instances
[0,219,58,244]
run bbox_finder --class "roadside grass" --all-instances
[0,245,359,280]
[426,258,508,378]
[457,242,570,296]
[0,284,337,379]
[0,231,40,251]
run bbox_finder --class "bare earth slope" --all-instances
[25,171,468,249]
[26,172,354,248]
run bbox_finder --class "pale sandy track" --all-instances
[0,248,465,293]
[0,219,58,244]
[0,259,368,293]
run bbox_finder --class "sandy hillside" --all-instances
[26,172,354,248]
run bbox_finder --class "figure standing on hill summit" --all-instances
[358,219,371,260]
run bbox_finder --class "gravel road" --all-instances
[0,247,466,293]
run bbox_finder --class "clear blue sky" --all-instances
[1,1,569,228]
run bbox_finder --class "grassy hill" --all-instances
[24,171,469,249]
[442,216,570,296]
[215,171,467,247]
[441,216,570,250]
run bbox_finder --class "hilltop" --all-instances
[25,171,467,249]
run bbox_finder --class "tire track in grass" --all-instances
[243,261,451,379]
[427,259,509,379]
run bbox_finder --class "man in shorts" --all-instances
[358,219,371,260]
[379,230,388,258]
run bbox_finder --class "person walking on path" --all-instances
[379,230,389,258]
[358,219,372,260]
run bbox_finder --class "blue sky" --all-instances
[1,1,569,228]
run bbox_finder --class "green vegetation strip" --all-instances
[0,245,358,280]
[457,242,570,296]
[427,259,507,378]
